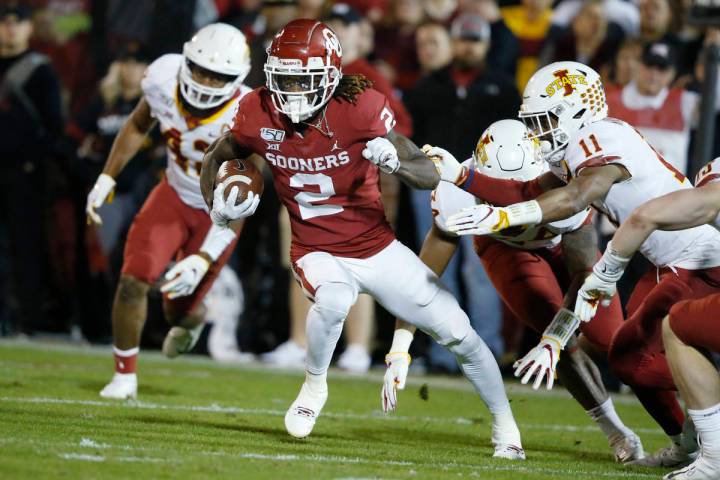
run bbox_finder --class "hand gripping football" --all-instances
[215,159,264,205]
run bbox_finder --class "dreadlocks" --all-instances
[333,74,373,104]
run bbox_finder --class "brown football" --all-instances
[215,159,264,205]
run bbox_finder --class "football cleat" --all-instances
[162,324,204,359]
[337,344,371,374]
[663,454,720,480]
[611,433,645,463]
[628,441,697,468]
[493,444,526,460]
[284,382,328,438]
[261,340,306,368]
[99,373,137,400]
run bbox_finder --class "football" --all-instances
[215,158,264,205]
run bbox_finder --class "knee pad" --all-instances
[435,318,479,360]
[312,282,356,325]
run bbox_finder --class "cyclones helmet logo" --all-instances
[546,69,587,97]
[475,134,493,166]
[322,28,342,59]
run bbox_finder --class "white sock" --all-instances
[586,398,634,442]
[305,371,328,394]
[689,403,720,460]
[491,405,521,447]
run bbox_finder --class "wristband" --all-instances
[389,328,414,353]
[507,200,543,226]
[593,241,631,282]
[543,308,580,349]
[199,224,236,261]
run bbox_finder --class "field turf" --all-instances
[1,340,672,479]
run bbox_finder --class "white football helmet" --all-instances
[180,23,251,110]
[473,119,544,181]
[518,61,607,164]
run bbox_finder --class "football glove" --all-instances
[86,173,116,225]
[574,242,630,322]
[513,308,580,390]
[423,145,466,184]
[445,201,542,236]
[381,352,410,413]
[362,137,400,174]
[210,184,260,227]
[161,254,211,299]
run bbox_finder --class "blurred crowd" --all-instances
[2,0,720,374]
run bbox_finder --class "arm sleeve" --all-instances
[362,89,396,138]
[458,167,545,206]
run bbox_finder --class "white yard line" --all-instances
[0,395,665,436]
[5,436,656,478]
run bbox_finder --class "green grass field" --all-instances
[1,340,672,479]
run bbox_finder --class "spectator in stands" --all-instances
[405,12,519,368]
[244,0,299,88]
[0,3,63,335]
[460,0,519,78]
[550,0,639,38]
[501,0,552,91]
[605,42,696,174]
[69,43,159,260]
[415,22,453,75]
[423,0,457,23]
[541,0,623,73]
[374,0,425,91]
[603,38,643,87]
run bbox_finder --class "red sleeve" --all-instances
[359,89,396,138]
[459,167,544,206]
[230,92,259,158]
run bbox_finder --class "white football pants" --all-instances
[293,240,510,414]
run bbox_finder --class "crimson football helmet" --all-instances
[264,19,343,123]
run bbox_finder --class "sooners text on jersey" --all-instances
[231,87,397,261]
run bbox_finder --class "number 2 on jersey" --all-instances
[290,173,344,220]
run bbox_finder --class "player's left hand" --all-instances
[513,338,560,390]
[381,352,410,413]
[161,254,211,299]
[446,204,508,236]
[574,272,615,322]
[362,137,400,174]
[210,184,260,227]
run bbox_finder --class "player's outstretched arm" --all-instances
[610,183,720,259]
[445,165,625,236]
[199,131,248,209]
[86,97,157,225]
[383,224,459,412]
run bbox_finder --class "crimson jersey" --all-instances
[231,87,397,261]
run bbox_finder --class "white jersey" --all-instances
[142,54,251,210]
[563,117,720,269]
[432,160,591,250]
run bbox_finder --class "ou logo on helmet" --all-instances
[322,28,342,59]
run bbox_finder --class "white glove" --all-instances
[210,184,260,227]
[574,242,629,322]
[362,137,400,174]
[513,338,560,390]
[423,145,465,184]
[381,352,410,413]
[161,254,211,299]
[86,173,116,225]
[445,201,542,236]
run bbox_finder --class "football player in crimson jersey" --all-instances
[85,24,253,400]
[382,120,643,463]
[580,158,720,480]
[200,19,526,458]
[432,61,720,467]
